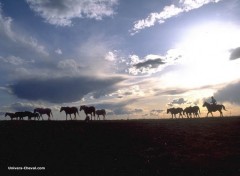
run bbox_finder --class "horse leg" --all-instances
[219,110,223,117]
[206,112,209,117]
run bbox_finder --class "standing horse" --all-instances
[202,102,226,117]
[14,111,29,120]
[167,108,183,118]
[60,107,79,120]
[34,108,53,120]
[5,113,18,120]
[24,111,40,120]
[96,109,106,120]
[80,105,95,120]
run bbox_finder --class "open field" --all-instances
[0,117,240,176]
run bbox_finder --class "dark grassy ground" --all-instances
[0,117,240,176]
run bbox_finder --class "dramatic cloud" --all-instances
[0,5,48,56]
[168,98,188,106]
[26,0,118,26]
[214,81,240,105]
[131,0,221,35]
[230,47,240,60]
[10,76,125,103]
[134,58,165,69]
[128,54,166,75]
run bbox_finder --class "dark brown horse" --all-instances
[167,108,183,118]
[34,108,53,120]
[5,112,18,120]
[14,111,30,120]
[60,107,79,120]
[183,106,200,118]
[96,109,106,120]
[80,105,95,120]
[202,102,226,117]
[24,111,40,120]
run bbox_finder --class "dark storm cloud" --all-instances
[10,76,124,103]
[230,47,240,60]
[214,81,240,105]
[134,58,165,69]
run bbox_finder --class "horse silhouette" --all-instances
[34,108,53,120]
[24,111,40,120]
[14,111,30,120]
[167,108,183,118]
[96,109,106,120]
[183,106,200,118]
[5,112,18,120]
[80,105,95,120]
[60,107,79,120]
[202,102,227,117]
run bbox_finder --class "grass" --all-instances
[0,117,240,176]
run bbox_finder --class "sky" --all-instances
[1,0,240,120]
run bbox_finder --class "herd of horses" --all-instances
[167,102,227,118]
[5,106,107,121]
[4,102,227,120]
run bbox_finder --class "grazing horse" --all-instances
[80,105,95,120]
[96,109,106,120]
[34,108,53,120]
[202,102,226,117]
[167,108,183,118]
[5,113,18,120]
[183,106,200,118]
[60,107,79,120]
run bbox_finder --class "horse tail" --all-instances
[198,108,201,114]
[50,111,53,117]
[222,105,227,111]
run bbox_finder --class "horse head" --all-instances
[60,107,64,112]
[167,109,170,114]
[80,105,86,111]
[202,102,208,107]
